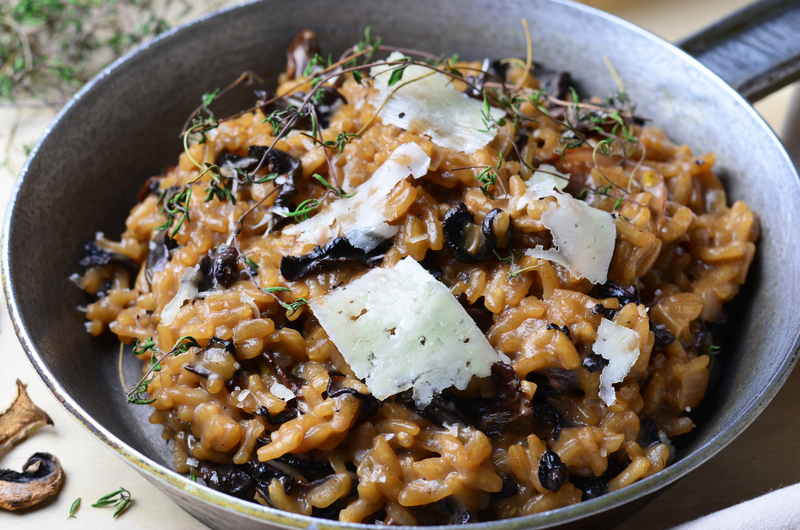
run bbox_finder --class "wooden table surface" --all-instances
[0,1,797,528]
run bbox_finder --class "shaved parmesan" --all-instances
[283,142,430,252]
[518,165,616,284]
[309,257,501,405]
[371,52,505,154]
[161,265,201,326]
[593,319,641,406]
[270,382,296,402]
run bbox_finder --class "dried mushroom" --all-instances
[280,236,391,281]
[0,452,63,510]
[442,203,514,263]
[0,380,53,454]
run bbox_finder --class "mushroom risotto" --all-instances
[74,29,758,523]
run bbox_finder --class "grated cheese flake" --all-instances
[593,319,641,406]
[520,165,616,284]
[371,52,505,154]
[309,257,501,405]
[161,265,201,326]
[270,382,296,402]
[282,142,430,251]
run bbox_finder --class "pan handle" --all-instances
[678,0,800,103]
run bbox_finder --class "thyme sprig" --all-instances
[92,487,131,518]
[507,263,543,281]
[227,189,309,317]
[126,336,200,405]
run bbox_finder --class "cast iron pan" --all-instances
[4,0,800,529]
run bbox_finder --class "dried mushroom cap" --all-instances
[0,453,64,510]
[0,380,53,455]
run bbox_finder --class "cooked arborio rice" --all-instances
[75,30,758,524]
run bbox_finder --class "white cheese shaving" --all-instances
[237,389,251,402]
[309,257,501,405]
[186,457,199,467]
[270,382,296,402]
[283,142,430,251]
[240,292,260,318]
[371,52,505,154]
[518,165,616,284]
[593,319,641,406]
[160,265,201,326]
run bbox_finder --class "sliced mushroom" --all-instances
[79,240,135,270]
[0,380,53,455]
[279,236,391,282]
[247,146,303,223]
[185,338,238,394]
[531,66,572,100]
[0,452,64,510]
[256,86,346,130]
[198,245,242,291]
[590,280,640,306]
[442,203,514,263]
[144,228,174,287]
[285,30,319,81]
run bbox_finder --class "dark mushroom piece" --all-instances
[247,146,302,225]
[261,351,303,397]
[638,418,661,448]
[256,86,347,130]
[0,452,64,510]
[442,203,514,263]
[590,280,640,306]
[197,245,242,291]
[79,240,136,271]
[538,449,567,492]
[144,228,174,287]
[650,318,676,347]
[254,406,300,426]
[137,175,163,203]
[0,380,53,455]
[285,30,319,81]
[280,236,392,282]
[531,66,572,100]
[185,338,239,394]
[196,461,255,499]
[324,376,380,417]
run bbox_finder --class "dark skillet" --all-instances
[3,1,800,529]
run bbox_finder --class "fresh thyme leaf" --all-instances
[254,172,279,184]
[68,497,80,519]
[189,469,197,482]
[244,257,259,273]
[352,70,364,85]
[613,196,624,211]
[285,198,321,221]
[92,487,131,518]
[262,286,291,293]
[126,336,199,405]
[201,88,220,108]
[312,173,356,198]
[388,66,406,87]
[506,264,543,281]
[493,248,521,263]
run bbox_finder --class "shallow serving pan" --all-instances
[4,0,800,529]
